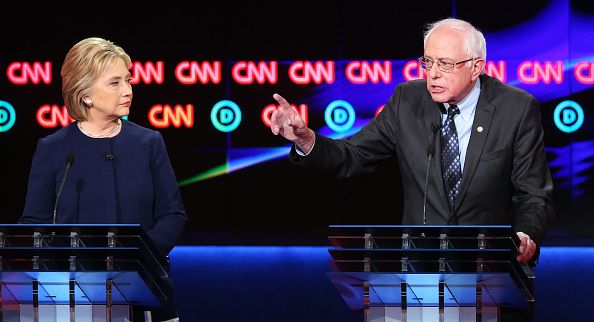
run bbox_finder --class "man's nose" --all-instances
[428,64,441,78]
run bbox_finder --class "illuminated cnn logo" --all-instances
[130,61,164,84]
[36,105,74,128]
[345,61,391,84]
[288,61,335,84]
[261,104,308,127]
[232,61,278,84]
[7,62,52,84]
[175,61,221,84]
[574,62,594,84]
[148,104,194,128]
[517,61,564,84]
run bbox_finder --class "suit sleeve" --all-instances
[289,84,402,177]
[19,138,55,224]
[145,131,188,256]
[511,96,555,245]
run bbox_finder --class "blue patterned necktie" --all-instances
[441,105,462,210]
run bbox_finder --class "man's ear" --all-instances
[471,59,485,81]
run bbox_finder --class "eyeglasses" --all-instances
[418,56,477,72]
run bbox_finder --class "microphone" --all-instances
[422,123,441,226]
[53,154,75,224]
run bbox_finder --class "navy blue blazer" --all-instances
[20,120,188,256]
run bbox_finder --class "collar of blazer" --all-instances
[450,74,497,216]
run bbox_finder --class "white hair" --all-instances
[423,18,487,60]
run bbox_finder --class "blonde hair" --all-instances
[61,37,131,121]
[423,18,487,61]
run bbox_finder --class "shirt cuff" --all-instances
[295,136,315,156]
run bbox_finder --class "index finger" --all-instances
[273,93,291,110]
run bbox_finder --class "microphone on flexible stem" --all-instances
[53,154,75,224]
[421,123,441,236]
[422,144,435,226]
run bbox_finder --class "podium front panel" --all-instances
[326,225,535,318]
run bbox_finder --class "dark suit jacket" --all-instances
[291,74,554,246]
[20,120,188,256]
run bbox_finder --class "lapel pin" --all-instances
[477,126,484,133]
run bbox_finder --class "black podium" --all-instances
[327,225,534,322]
[0,224,169,322]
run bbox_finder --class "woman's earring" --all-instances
[84,98,93,107]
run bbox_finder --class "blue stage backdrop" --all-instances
[1,1,593,321]
[2,0,594,245]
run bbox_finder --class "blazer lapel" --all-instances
[423,99,449,212]
[453,76,496,213]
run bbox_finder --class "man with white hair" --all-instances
[270,18,554,321]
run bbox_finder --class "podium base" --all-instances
[367,306,498,322]
[2,304,131,322]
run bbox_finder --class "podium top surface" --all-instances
[329,225,515,236]
[0,223,142,233]
[329,225,521,251]
[0,223,168,268]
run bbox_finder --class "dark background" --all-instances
[1,0,592,246]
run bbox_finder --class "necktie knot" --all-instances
[447,105,460,118]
